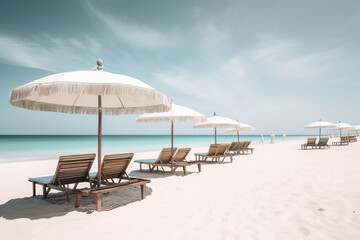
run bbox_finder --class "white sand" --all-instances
[0,140,359,240]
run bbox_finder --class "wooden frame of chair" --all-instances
[29,154,96,203]
[301,137,317,150]
[135,147,177,173]
[332,136,349,146]
[316,137,330,149]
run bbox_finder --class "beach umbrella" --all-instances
[193,113,241,144]
[224,122,254,142]
[136,104,206,155]
[350,124,360,135]
[9,59,172,186]
[329,121,353,139]
[304,119,336,138]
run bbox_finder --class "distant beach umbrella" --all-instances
[9,59,172,186]
[304,119,336,138]
[329,121,353,139]
[136,104,206,155]
[193,113,241,144]
[270,132,275,144]
[224,122,254,142]
[350,124,360,135]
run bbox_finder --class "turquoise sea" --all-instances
[0,135,309,163]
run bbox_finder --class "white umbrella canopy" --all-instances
[193,113,241,144]
[9,59,172,186]
[329,121,353,138]
[304,119,336,138]
[224,123,254,142]
[136,104,206,154]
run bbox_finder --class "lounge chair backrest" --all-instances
[307,137,317,145]
[217,144,230,155]
[208,144,220,156]
[172,148,191,162]
[341,136,349,142]
[243,141,251,149]
[228,142,239,151]
[52,154,96,185]
[318,137,329,146]
[157,148,177,164]
[237,141,246,150]
[101,153,134,180]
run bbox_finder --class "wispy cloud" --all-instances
[0,34,101,72]
[84,1,173,48]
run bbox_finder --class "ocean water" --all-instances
[0,135,309,163]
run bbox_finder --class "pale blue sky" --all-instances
[0,0,359,135]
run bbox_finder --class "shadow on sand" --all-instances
[0,186,152,220]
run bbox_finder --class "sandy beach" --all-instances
[0,139,359,240]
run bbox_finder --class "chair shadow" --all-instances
[129,168,199,179]
[0,186,152,220]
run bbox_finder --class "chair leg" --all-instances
[183,166,187,175]
[42,185,47,199]
[32,182,36,197]
[139,163,143,172]
[75,195,81,208]
[197,163,201,172]
[95,194,102,212]
[141,184,146,199]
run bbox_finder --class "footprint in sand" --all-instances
[298,226,311,236]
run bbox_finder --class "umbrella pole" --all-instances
[215,127,217,144]
[171,120,174,156]
[319,128,321,139]
[98,96,102,187]
[237,131,239,142]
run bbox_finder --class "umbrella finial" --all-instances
[93,58,104,71]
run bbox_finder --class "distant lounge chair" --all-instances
[135,147,177,172]
[135,148,200,175]
[238,141,254,154]
[332,136,349,146]
[195,143,232,163]
[316,137,330,149]
[29,154,96,202]
[194,144,219,161]
[301,137,317,149]
[349,135,357,142]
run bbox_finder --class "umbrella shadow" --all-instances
[0,186,152,220]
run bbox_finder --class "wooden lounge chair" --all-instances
[135,147,177,172]
[89,153,133,186]
[316,137,330,149]
[28,154,96,203]
[242,141,254,154]
[195,143,232,163]
[332,136,349,146]
[226,142,239,154]
[235,141,253,154]
[194,144,219,161]
[301,137,317,149]
[349,135,357,142]
[135,148,200,175]
[77,153,150,211]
